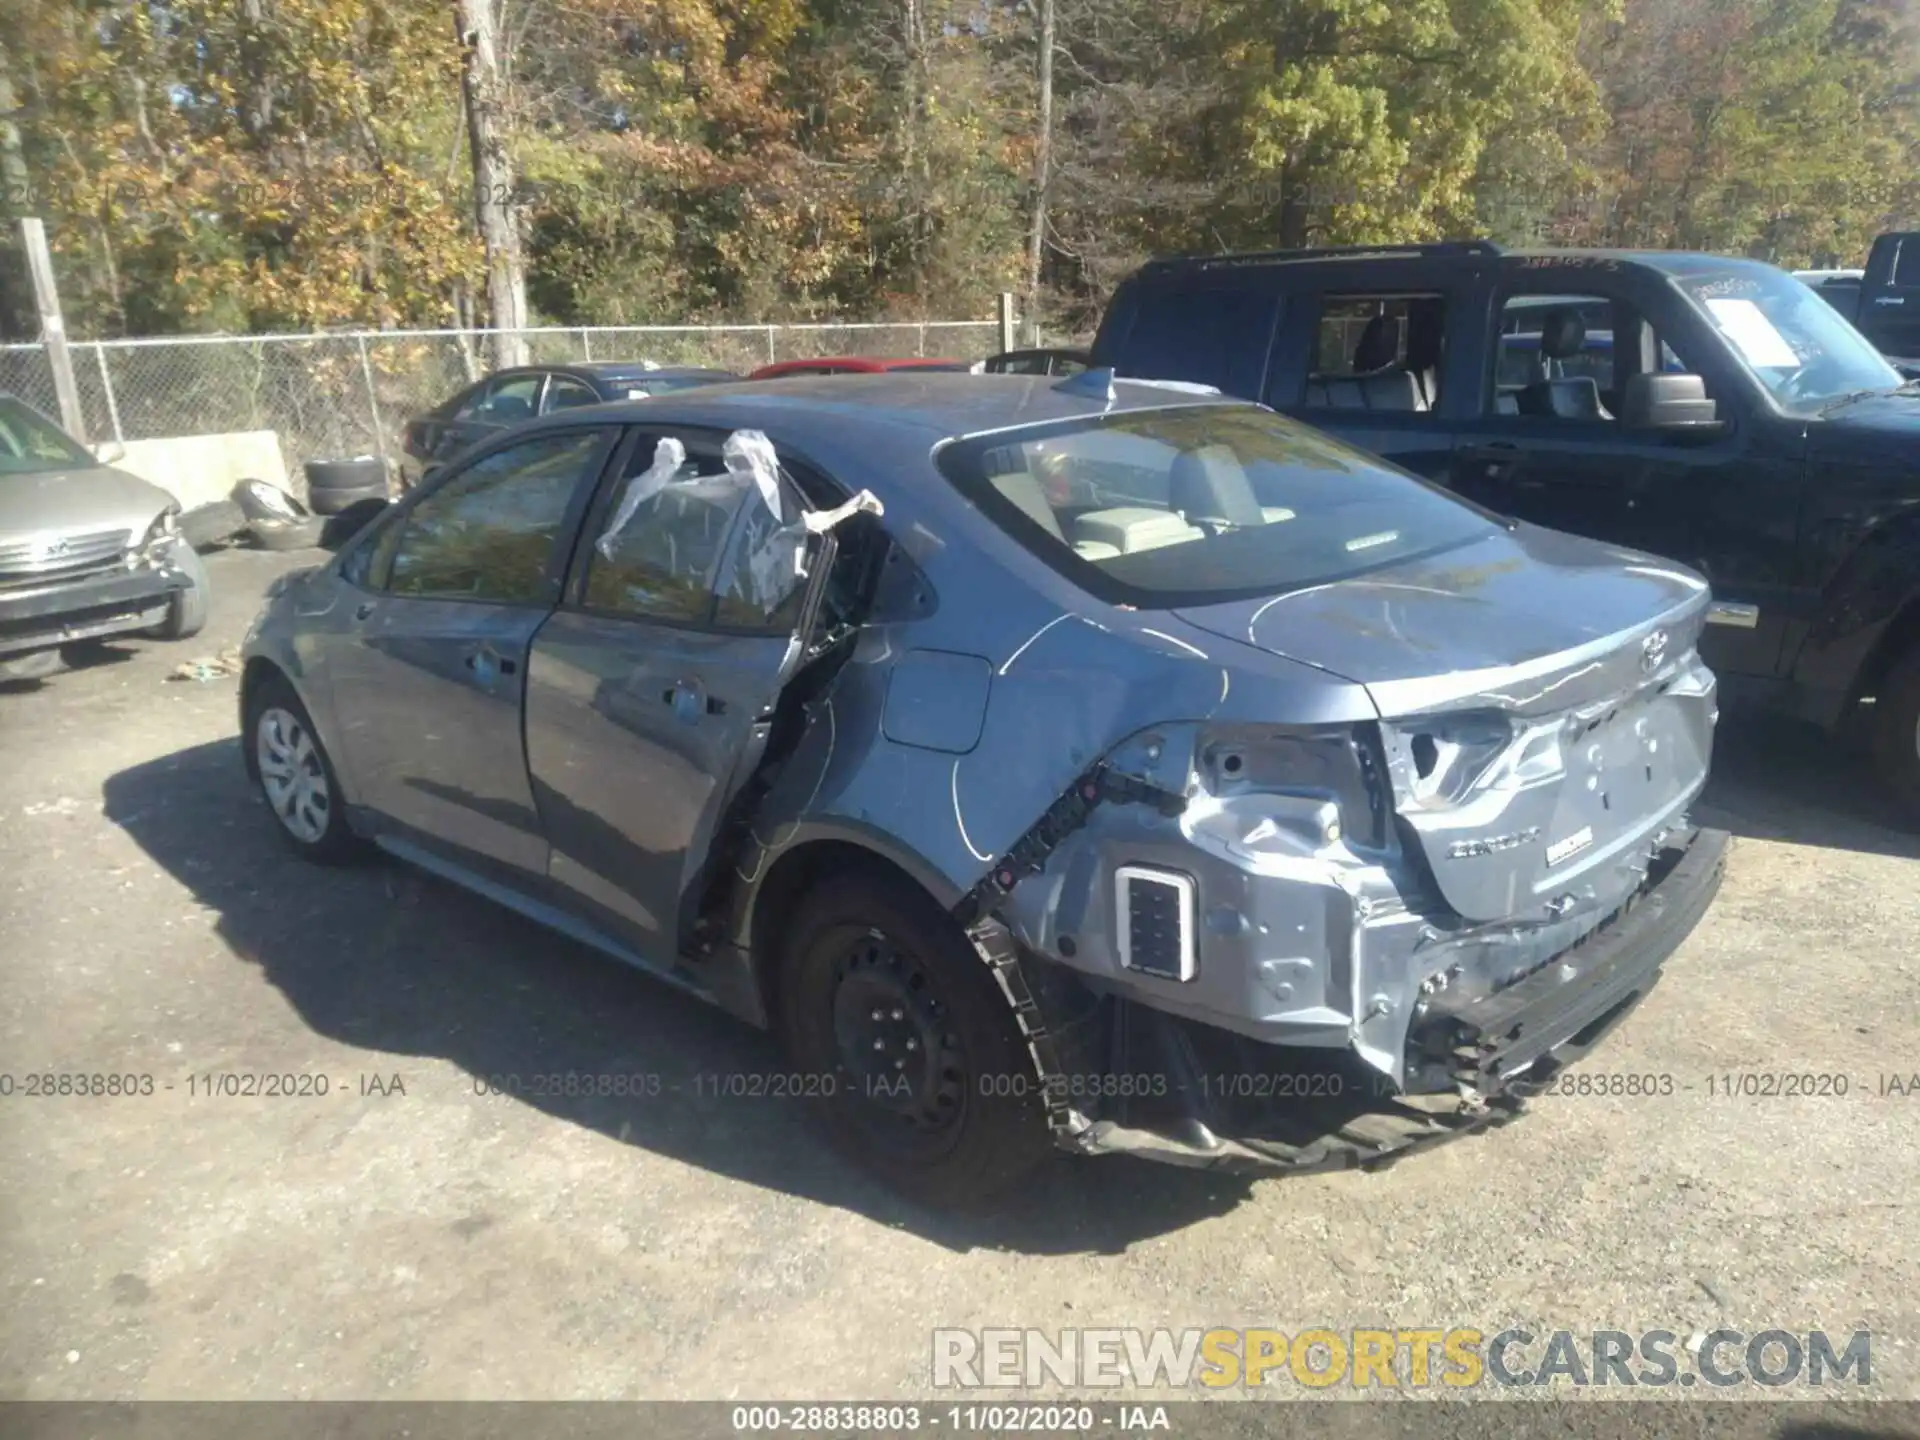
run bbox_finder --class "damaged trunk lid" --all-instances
[1175,524,1718,922]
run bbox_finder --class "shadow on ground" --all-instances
[102,738,1255,1254]
[1696,710,1920,861]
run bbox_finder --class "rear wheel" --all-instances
[1872,644,1920,822]
[776,871,1054,1206]
[244,673,363,863]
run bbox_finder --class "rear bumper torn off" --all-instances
[1054,825,1729,1176]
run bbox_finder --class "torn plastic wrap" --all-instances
[724,429,785,521]
[595,437,687,560]
[720,428,890,617]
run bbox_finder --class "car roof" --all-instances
[1129,241,1792,285]
[749,356,968,376]
[574,363,738,381]
[508,371,1247,445]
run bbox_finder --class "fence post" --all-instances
[20,218,87,442]
[355,333,388,462]
[998,292,1017,353]
[93,343,124,444]
[580,327,592,362]
[765,325,777,365]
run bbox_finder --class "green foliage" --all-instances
[2,0,1914,341]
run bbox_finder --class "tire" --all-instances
[231,478,310,524]
[320,496,392,550]
[775,870,1055,1206]
[306,481,390,516]
[305,458,390,515]
[149,539,209,640]
[0,648,64,683]
[180,499,247,551]
[243,672,364,863]
[1872,644,1920,822]
[247,515,328,551]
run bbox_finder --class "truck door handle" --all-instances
[1462,443,1521,479]
[463,645,516,678]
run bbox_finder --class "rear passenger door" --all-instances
[1266,286,1464,482]
[523,428,837,963]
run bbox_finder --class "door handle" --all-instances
[662,683,724,719]
[1462,443,1522,480]
[463,645,517,679]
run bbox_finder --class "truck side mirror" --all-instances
[1622,372,1722,433]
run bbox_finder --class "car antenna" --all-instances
[1053,366,1117,402]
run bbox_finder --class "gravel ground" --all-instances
[1,547,1917,1410]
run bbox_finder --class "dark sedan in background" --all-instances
[401,362,739,483]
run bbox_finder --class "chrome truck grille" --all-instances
[0,528,131,590]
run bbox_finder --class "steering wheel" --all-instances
[1778,354,1845,402]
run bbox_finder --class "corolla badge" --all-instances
[1446,828,1541,860]
[1640,628,1670,674]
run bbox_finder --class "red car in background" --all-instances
[745,356,973,380]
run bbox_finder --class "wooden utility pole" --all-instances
[453,0,529,371]
[1023,0,1055,343]
[20,219,87,442]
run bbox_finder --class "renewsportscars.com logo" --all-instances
[931,1328,1873,1391]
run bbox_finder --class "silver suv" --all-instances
[0,395,209,681]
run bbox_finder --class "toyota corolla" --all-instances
[239,372,1728,1201]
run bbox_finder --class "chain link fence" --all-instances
[0,320,1002,474]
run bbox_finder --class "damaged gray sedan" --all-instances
[239,373,1728,1201]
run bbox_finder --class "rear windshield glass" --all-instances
[936,404,1496,607]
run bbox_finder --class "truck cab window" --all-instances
[1304,295,1445,413]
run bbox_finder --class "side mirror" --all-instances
[1622,373,1723,433]
[93,440,128,465]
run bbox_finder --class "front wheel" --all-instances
[776,871,1055,1206]
[1872,644,1920,823]
[149,539,209,640]
[244,673,364,863]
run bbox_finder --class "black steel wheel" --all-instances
[777,870,1054,1205]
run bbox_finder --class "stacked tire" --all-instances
[304,457,391,516]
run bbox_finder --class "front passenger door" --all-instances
[525,429,838,964]
[330,427,617,883]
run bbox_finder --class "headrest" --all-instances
[1169,445,1264,527]
[1353,314,1398,372]
[1538,308,1587,361]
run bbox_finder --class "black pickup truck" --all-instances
[1799,231,1920,369]
[1085,241,1920,813]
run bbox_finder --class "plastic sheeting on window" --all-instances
[594,436,688,560]
[722,428,887,618]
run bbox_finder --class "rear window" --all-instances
[936,404,1495,607]
[1107,286,1277,396]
